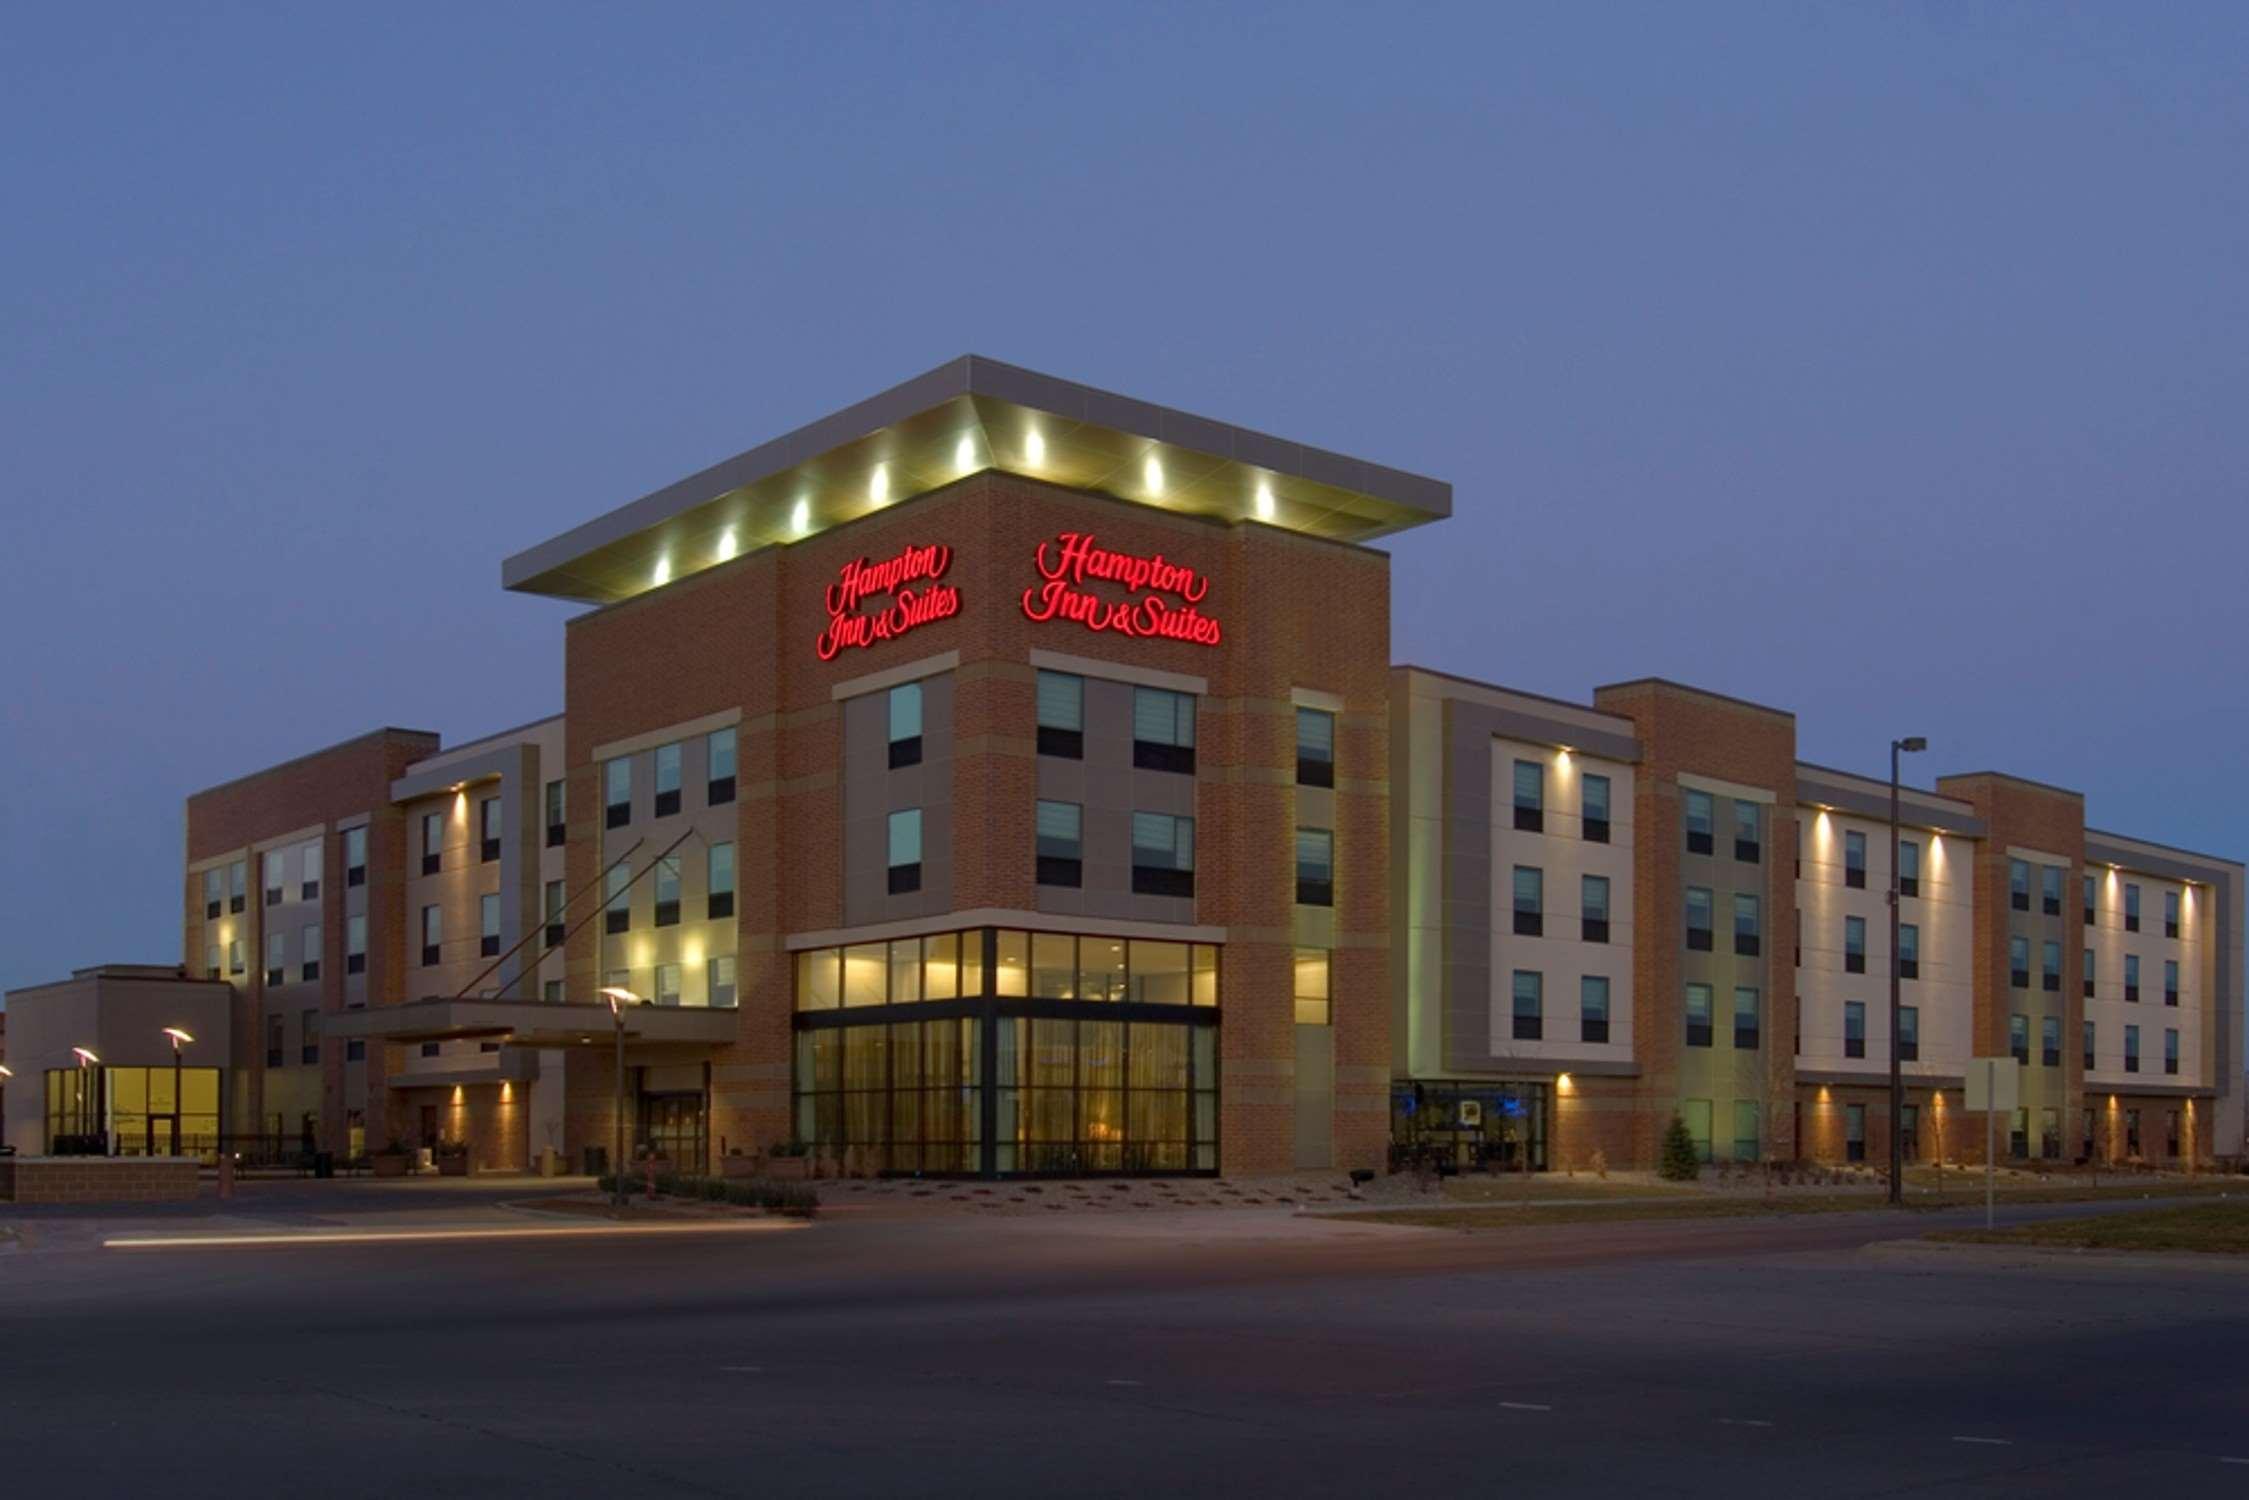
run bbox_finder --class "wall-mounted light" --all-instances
[1143,453,1164,495]
[869,463,890,505]
[651,554,672,587]
[1025,428,1045,467]
[715,526,738,562]
[954,434,976,472]
[790,497,810,536]
[1254,480,1275,521]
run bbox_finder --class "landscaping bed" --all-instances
[1927,1200,2249,1254]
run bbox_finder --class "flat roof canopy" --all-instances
[502,355,1452,604]
[324,998,739,1049]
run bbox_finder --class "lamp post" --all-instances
[1888,735,1927,1206]
[71,1047,102,1153]
[599,987,643,1209]
[161,1028,194,1157]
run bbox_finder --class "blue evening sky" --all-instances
[2,3,2243,992]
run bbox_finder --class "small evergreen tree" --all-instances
[1658,1114,1701,1182]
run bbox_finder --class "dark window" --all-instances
[2164,1029,2179,1076]
[2083,874,2095,926]
[426,936,447,965]
[887,863,922,895]
[421,1041,441,1059]
[1131,812,1195,898]
[545,779,567,847]
[2124,882,2140,932]
[888,683,924,770]
[605,909,628,936]
[1512,759,1544,833]
[480,797,502,863]
[1581,916,1609,943]
[708,727,737,806]
[1685,790,1713,855]
[2084,948,2095,999]
[1295,707,1335,788]
[2083,1021,2095,1073]
[2124,954,2140,1004]
[1898,1006,1919,1062]
[1732,987,1759,1050]
[1132,688,1197,775]
[480,933,500,957]
[1036,671,1084,760]
[653,742,683,818]
[1581,773,1610,844]
[2042,1016,2061,1068]
[1036,801,1083,889]
[1511,972,1542,1041]
[2124,1026,2139,1074]
[1845,830,1867,889]
[2009,859,2029,912]
[346,952,365,975]
[546,922,567,949]
[1581,875,1610,944]
[2041,940,2061,993]
[2041,865,2062,916]
[888,736,922,770]
[605,756,631,830]
[1733,894,1760,957]
[1844,1001,1866,1058]
[2164,890,2179,939]
[347,1040,365,1062]
[2010,1015,2029,1065]
[422,851,441,876]
[1733,800,1760,863]
[347,864,365,888]
[708,891,734,920]
[1297,829,1335,908]
[1686,887,1713,951]
[301,961,320,983]
[1685,985,1713,1048]
[887,810,923,896]
[1844,916,1865,974]
[266,966,284,986]
[1898,838,1919,899]
[300,880,318,901]
[1899,923,1919,981]
[654,788,681,817]
[1511,865,1542,937]
[1580,976,1610,1044]
[2009,937,2030,991]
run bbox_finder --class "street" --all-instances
[5,1183,2248,1496]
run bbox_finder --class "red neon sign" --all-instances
[815,543,960,661]
[1020,532,1222,646]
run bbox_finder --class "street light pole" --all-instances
[1888,735,1926,1207]
[599,987,645,1210]
[162,1028,194,1157]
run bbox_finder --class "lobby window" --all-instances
[1685,983,1713,1047]
[1131,812,1195,898]
[2042,1015,2061,1068]
[2083,873,2096,926]
[544,879,567,947]
[604,757,631,829]
[656,962,682,1008]
[347,914,366,978]
[229,858,247,913]
[888,682,924,769]
[2009,935,2030,990]
[545,778,566,847]
[2009,858,2029,912]
[480,893,501,956]
[1898,837,1920,898]
[264,849,286,906]
[1734,1101,1761,1164]
[345,825,367,887]
[2009,1013,2029,1065]
[1036,670,1084,759]
[1581,773,1610,844]
[1511,970,1542,1041]
[1296,828,1335,908]
[1844,1000,1866,1059]
[1685,886,1713,951]
[1898,922,1919,980]
[708,842,736,919]
[2165,1027,2179,1076]
[2084,946,2096,999]
[2124,1024,2140,1074]
[267,1015,284,1069]
[1132,687,1196,775]
[479,796,502,862]
[654,856,681,927]
[1733,893,1760,957]
[1295,707,1335,788]
[1513,760,1545,833]
[887,809,923,894]
[707,726,737,806]
[1898,1004,1919,1062]
[301,1009,319,1066]
[708,955,738,1009]
[2124,882,2140,932]
[2041,939,2061,992]
[1035,801,1083,888]
[300,837,321,900]
[1733,799,1760,863]
[2164,888,2179,939]
[2124,952,2140,1003]
[301,922,321,982]
[605,863,631,934]
[1844,830,1867,889]
[2082,1020,2095,1072]
[2164,958,2179,1006]
[1511,864,1542,936]
[421,810,444,876]
[1845,915,1866,974]
[1580,975,1610,1043]
[2041,865,2063,916]
[203,867,223,919]
[654,742,682,817]
[1684,790,1713,855]
[229,937,244,976]
[1733,985,1760,1049]
[266,932,285,986]
[1294,948,1331,1025]
[1581,874,1610,943]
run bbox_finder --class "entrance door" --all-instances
[419,1104,439,1149]
[641,1093,706,1174]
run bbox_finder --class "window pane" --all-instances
[1131,941,1189,1004]
[709,842,735,894]
[708,727,736,780]
[1192,945,1218,1006]
[1036,671,1083,730]
[889,682,924,741]
[1513,760,1543,810]
[1582,774,1609,822]
[888,809,922,866]
[605,757,630,805]
[1582,875,1608,919]
[842,943,887,1005]
[655,742,681,793]
[1298,829,1335,882]
[1036,800,1082,856]
[889,940,921,1004]
[1032,933,1076,998]
[1132,687,1192,746]
[995,930,1028,996]
[797,949,840,1010]
[1080,936,1126,1002]
[922,932,959,999]
[1296,707,1334,759]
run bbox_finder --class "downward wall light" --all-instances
[1254,480,1275,521]
[790,497,811,536]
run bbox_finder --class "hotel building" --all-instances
[3,357,2240,1176]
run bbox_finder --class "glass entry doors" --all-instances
[640,1092,707,1174]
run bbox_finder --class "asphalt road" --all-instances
[5,1184,2247,1497]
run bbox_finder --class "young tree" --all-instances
[1659,1113,1701,1182]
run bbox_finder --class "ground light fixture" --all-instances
[1888,735,1927,1206]
[599,986,645,1208]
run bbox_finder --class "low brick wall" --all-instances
[0,1156,202,1204]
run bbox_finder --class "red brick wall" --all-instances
[1,1158,200,1203]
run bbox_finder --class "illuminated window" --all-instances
[479,796,502,862]
[655,962,682,1007]
[888,682,924,769]
[654,856,681,927]
[1036,671,1083,759]
[1035,801,1082,888]
[708,955,738,1009]
[707,726,737,806]
[421,811,444,876]
[1129,940,1189,1004]
[604,757,631,829]
[1580,975,1609,1043]
[1581,773,1610,843]
[1031,932,1076,997]
[1293,949,1330,1026]
[654,742,682,817]
[1297,828,1335,907]
[887,809,923,894]
[1295,708,1335,788]
[796,949,841,1011]
[1132,688,1196,774]
[1131,813,1195,898]
[708,842,735,919]
[480,893,500,956]
[345,825,367,887]
[544,778,566,847]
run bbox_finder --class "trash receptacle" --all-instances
[313,1152,334,1180]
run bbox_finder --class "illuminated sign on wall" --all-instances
[1020,532,1222,646]
[816,543,960,660]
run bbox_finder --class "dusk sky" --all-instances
[3,4,2243,995]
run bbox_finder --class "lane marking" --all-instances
[1105,1380,1143,1387]
[104,1221,804,1249]
[1719,1418,1775,1428]
[1952,1436,2012,1446]
[2222,1457,2249,1466]
[1498,1401,1552,1412]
